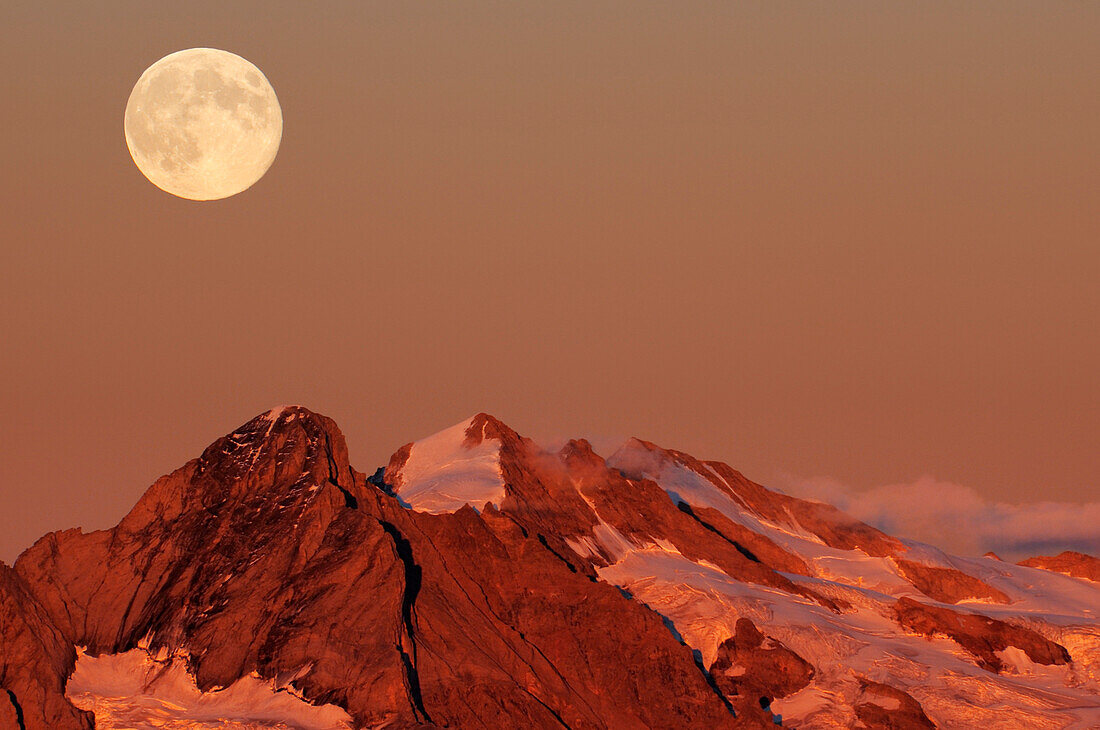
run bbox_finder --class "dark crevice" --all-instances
[691,649,736,716]
[526,693,572,729]
[659,614,685,643]
[677,501,760,563]
[378,520,432,724]
[5,689,26,730]
[368,466,416,509]
[630,603,736,718]
[536,534,578,574]
[332,481,358,509]
[366,467,393,493]
[410,525,605,723]
[514,518,594,582]
[321,431,358,509]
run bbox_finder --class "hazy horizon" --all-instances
[2,1,1097,563]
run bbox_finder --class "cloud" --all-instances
[775,474,1100,562]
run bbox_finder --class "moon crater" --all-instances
[125,48,282,201]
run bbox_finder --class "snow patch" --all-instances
[996,646,1047,675]
[597,547,1100,729]
[65,648,352,730]
[394,417,507,514]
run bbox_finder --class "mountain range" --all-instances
[1,406,1097,729]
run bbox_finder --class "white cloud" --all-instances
[775,474,1100,562]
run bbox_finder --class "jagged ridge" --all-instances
[2,407,1098,729]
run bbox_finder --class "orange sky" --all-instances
[1,1,1097,562]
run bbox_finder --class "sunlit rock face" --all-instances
[4,407,1099,728]
[1020,551,1100,583]
[15,408,747,729]
[0,564,93,729]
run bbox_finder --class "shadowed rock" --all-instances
[14,407,750,729]
[708,617,815,723]
[854,678,936,729]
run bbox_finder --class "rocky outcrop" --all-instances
[610,438,907,558]
[893,597,1070,673]
[607,438,1013,607]
[894,559,1010,604]
[386,417,842,612]
[556,440,841,609]
[381,499,753,729]
[674,502,813,576]
[14,408,749,729]
[4,407,1097,728]
[17,408,418,726]
[708,618,815,721]
[1019,551,1100,583]
[0,563,93,730]
[853,679,936,729]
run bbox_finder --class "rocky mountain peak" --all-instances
[111,405,359,540]
[605,436,669,480]
[384,414,516,514]
[2,407,1098,729]
[463,412,522,449]
[196,405,352,489]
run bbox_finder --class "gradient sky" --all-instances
[1,1,1097,563]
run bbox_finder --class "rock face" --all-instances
[4,408,1100,728]
[893,597,1071,673]
[853,679,936,730]
[0,563,93,730]
[607,438,907,559]
[389,416,841,613]
[13,408,752,730]
[605,438,1009,607]
[893,558,1010,604]
[708,618,815,720]
[1019,551,1100,582]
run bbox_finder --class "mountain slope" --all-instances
[387,413,1100,728]
[0,563,94,730]
[13,408,751,729]
[5,408,1099,729]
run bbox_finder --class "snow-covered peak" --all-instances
[606,437,667,478]
[608,437,748,517]
[388,415,510,514]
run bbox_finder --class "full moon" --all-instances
[124,48,282,201]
